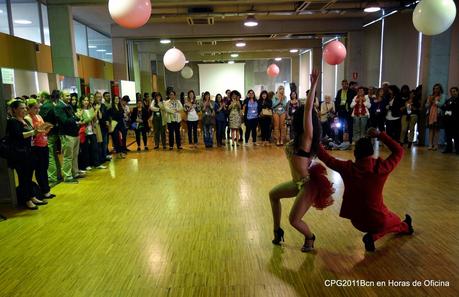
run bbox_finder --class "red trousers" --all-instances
[351,210,409,241]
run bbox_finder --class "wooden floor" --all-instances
[0,139,458,297]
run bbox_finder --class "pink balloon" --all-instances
[267,64,280,78]
[323,40,347,65]
[108,0,151,29]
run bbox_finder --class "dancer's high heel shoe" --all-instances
[272,228,285,245]
[301,234,316,252]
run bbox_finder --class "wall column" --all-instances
[112,37,128,81]
[47,5,77,77]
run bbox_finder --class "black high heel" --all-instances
[301,234,316,252]
[272,228,285,245]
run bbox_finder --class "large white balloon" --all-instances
[108,0,151,29]
[413,0,456,36]
[163,48,186,72]
[181,66,193,79]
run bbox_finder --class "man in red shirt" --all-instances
[317,127,414,251]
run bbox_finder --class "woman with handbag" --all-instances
[150,93,167,149]
[184,90,200,148]
[202,92,215,148]
[214,94,227,147]
[228,90,242,146]
[78,95,106,170]
[131,100,149,151]
[7,100,50,209]
[286,91,301,141]
[25,99,56,200]
[243,90,259,145]
[425,83,446,151]
[109,96,126,159]
[258,90,273,146]
[272,86,288,146]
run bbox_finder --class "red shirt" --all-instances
[29,114,48,147]
[317,132,404,223]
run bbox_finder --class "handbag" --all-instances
[261,108,273,117]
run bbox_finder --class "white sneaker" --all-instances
[85,166,93,171]
[96,165,107,169]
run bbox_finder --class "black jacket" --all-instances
[55,100,79,137]
[39,100,58,135]
[335,89,357,114]
[130,107,150,130]
[386,97,403,119]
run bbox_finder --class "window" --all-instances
[73,20,88,55]
[0,0,10,34]
[11,0,41,43]
[41,3,50,45]
[87,27,112,63]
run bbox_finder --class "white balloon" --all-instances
[163,48,186,72]
[181,66,193,79]
[413,0,457,36]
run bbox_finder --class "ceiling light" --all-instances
[14,19,32,25]
[231,53,239,58]
[364,6,381,13]
[106,53,112,55]
[236,42,246,47]
[275,57,282,61]
[290,49,299,53]
[160,39,171,44]
[185,60,189,63]
[228,61,235,64]
[88,45,97,49]
[96,49,106,52]
[0,9,4,14]
[244,15,258,27]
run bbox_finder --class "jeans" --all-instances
[32,146,50,195]
[400,115,418,143]
[259,117,272,142]
[14,156,35,205]
[245,118,258,143]
[187,120,198,144]
[135,127,148,148]
[203,123,214,147]
[168,122,181,148]
[80,134,100,168]
[47,134,62,183]
[216,120,226,145]
[60,135,79,180]
[352,116,368,142]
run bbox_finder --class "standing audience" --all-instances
[258,90,273,146]
[350,87,371,142]
[164,90,183,150]
[272,86,288,146]
[243,90,259,145]
[442,87,459,154]
[131,100,149,151]
[426,84,446,151]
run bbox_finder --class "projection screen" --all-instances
[198,63,245,98]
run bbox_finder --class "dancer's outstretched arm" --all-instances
[368,128,404,174]
[317,145,350,174]
[301,69,320,151]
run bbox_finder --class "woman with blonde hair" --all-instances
[272,85,288,146]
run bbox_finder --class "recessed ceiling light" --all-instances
[236,42,246,47]
[96,49,106,52]
[160,39,171,44]
[364,6,381,13]
[106,53,112,55]
[231,53,239,58]
[275,57,282,61]
[185,60,189,63]
[0,9,4,14]
[244,15,258,27]
[290,49,299,53]
[228,61,235,64]
[88,45,97,49]
[14,19,32,25]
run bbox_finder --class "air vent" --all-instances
[187,17,214,25]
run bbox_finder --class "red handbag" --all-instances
[79,125,86,144]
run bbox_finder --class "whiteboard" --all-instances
[120,80,136,103]
[198,63,245,97]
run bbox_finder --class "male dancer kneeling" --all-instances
[317,127,414,251]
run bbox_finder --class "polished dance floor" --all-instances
[0,140,458,297]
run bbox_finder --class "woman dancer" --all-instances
[269,69,334,252]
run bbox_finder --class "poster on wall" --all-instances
[1,68,14,85]
[120,80,136,104]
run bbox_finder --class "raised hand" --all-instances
[310,68,320,86]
